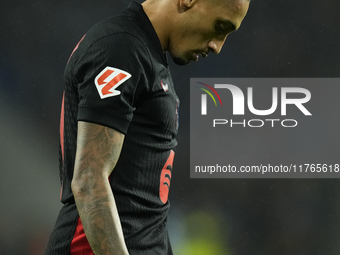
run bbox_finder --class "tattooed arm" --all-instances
[71,121,129,255]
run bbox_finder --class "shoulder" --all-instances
[68,19,153,77]
[66,13,155,87]
[84,14,148,53]
[72,18,152,69]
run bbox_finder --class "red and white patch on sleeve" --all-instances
[94,66,132,99]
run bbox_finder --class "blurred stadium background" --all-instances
[1,0,340,254]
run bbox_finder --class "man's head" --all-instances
[143,0,250,65]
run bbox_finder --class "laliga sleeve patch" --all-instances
[94,66,132,99]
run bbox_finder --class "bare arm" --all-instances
[71,121,129,255]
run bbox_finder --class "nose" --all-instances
[207,36,227,54]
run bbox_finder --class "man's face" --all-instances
[169,0,250,65]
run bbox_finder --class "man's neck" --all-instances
[141,0,171,52]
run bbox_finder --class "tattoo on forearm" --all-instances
[73,122,128,255]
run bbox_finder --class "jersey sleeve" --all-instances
[73,33,152,134]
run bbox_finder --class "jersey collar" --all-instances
[124,2,168,66]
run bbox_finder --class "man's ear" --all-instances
[179,0,197,11]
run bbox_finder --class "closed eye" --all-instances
[215,19,238,36]
[215,22,225,34]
